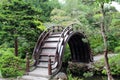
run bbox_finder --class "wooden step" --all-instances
[42,42,58,47]
[40,53,56,57]
[41,49,56,54]
[39,58,55,63]
[44,40,58,43]
[41,46,56,49]
[52,32,61,34]
[49,36,60,38]
[51,33,61,36]
[37,62,48,68]
[49,34,61,38]
[37,62,57,69]
[40,56,55,60]
[45,37,60,42]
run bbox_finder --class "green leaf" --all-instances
[96,0,111,3]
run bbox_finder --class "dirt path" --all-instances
[94,53,117,61]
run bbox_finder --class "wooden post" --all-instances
[53,26,55,32]
[48,56,52,75]
[14,37,18,56]
[62,27,64,30]
[58,26,60,32]
[26,52,30,73]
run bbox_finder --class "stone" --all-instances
[53,72,67,80]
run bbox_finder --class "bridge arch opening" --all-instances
[62,32,91,64]
[61,32,92,73]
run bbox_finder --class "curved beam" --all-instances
[61,32,92,63]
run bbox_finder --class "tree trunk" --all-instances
[100,3,114,80]
[14,37,18,56]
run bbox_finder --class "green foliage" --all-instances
[94,54,120,76]
[63,44,71,62]
[34,20,46,31]
[89,31,104,55]
[114,46,120,53]
[93,14,102,26]
[23,0,60,22]
[67,62,92,77]
[107,35,119,51]
[108,12,120,52]
[68,74,73,80]
[0,43,14,55]
[68,74,83,80]
[109,54,120,75]
[18,39,30,58]
[0,0,45,56]
[83,72,94,78]
[50,8,72,26]
[102,54,120,75]
[0,54,25,78]
[0,70,2,77]
[96,0,112,3]
[93,60,105,75]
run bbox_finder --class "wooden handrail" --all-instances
[51,26,73,69]
[33,26,63,58]
[33,31,47,58]
[35,32,50,65]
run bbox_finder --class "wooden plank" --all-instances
[49,34,61,38]
[41,47,56,49]
[43,42,58,47]
[40,52,56,57]
[46,37,59,42]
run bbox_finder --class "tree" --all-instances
[0,0,43,56]
[96,0,114,80]
[23,0,60,22]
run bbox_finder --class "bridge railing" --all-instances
[44,26,74,74]
[51,25,74,73]
[33,26,64,66]
[51,23,86,74]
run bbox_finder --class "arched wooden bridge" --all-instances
[24,24,93,80]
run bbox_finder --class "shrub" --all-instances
[114,46,120,53]
[0,43,14,55]
[0,53,25,78]
[67,62,91,76]
[89,34,104,55]
[83,71,94,78]
[94,54,120,76]
[68,74,83,80]
[63,44,71,62]
[93,60,104,75]
[104,54,120,75]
